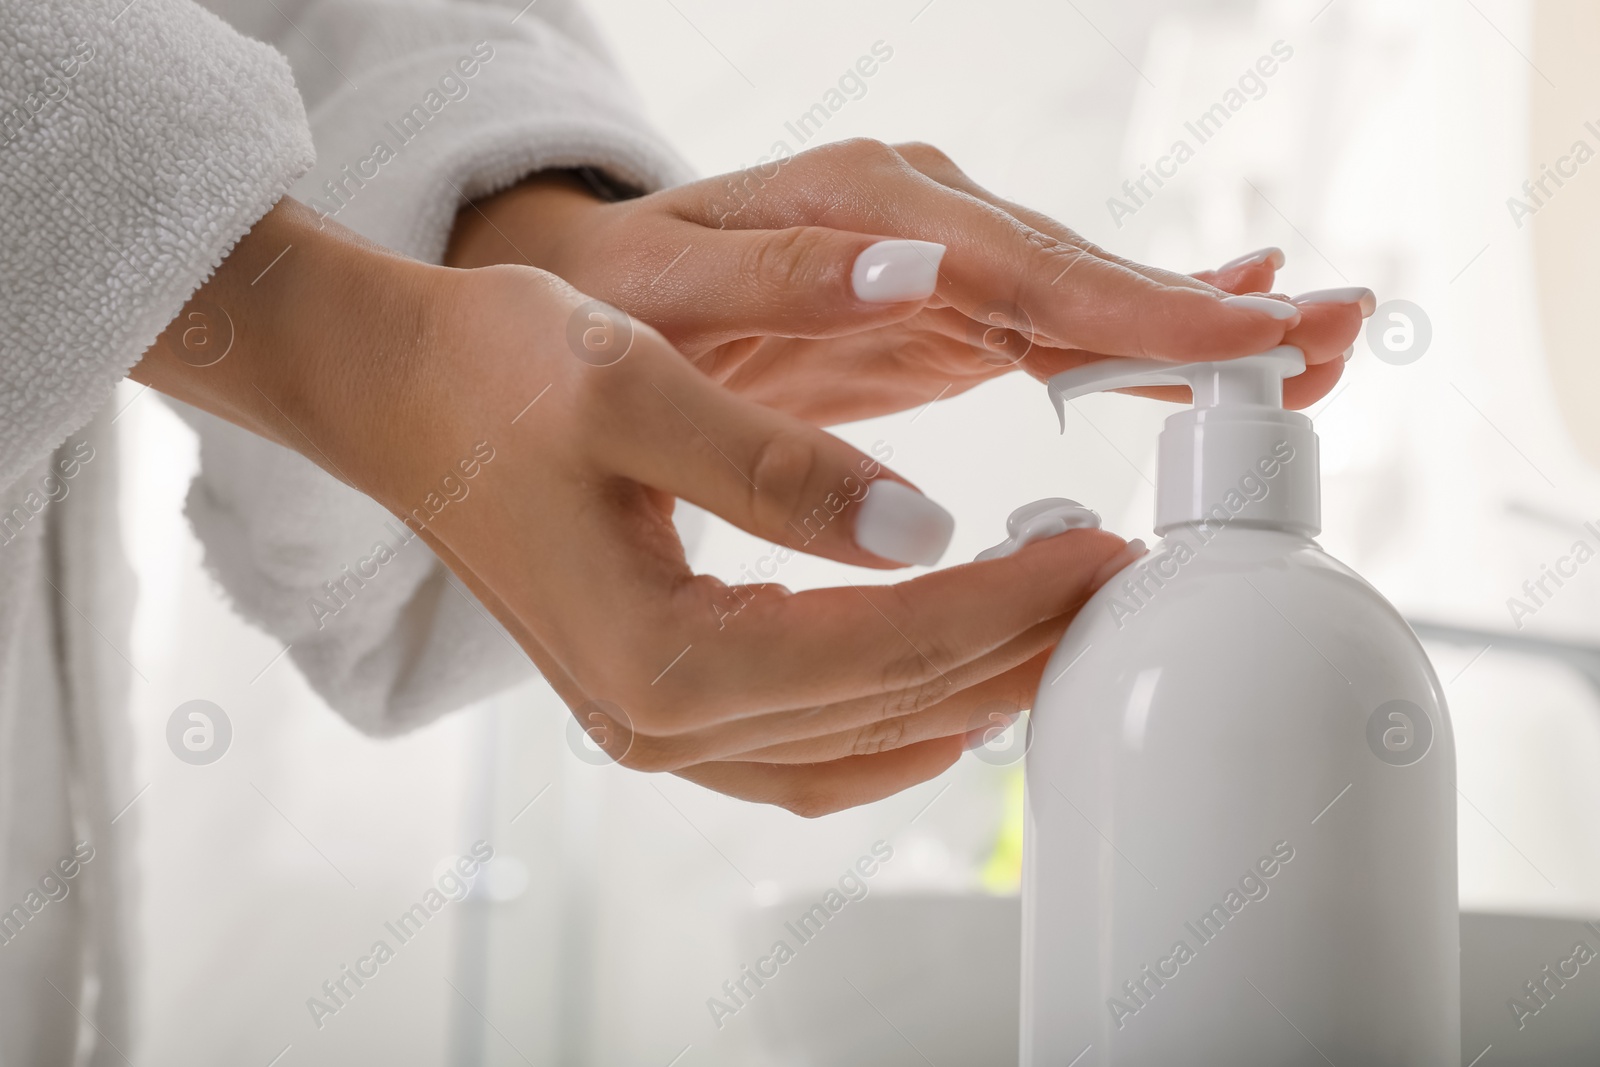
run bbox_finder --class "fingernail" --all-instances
[1221,294,1301,323]
[1219,246,1285,272]
[852,239,946,303]
[1343,345,1354,362]
[1293,286,1377,317]
[855,480,955,565]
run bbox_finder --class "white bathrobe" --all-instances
[0,1,689,1061]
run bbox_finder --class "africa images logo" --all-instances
[166,699,231,765]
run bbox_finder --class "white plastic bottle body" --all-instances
[1020,526,1458,1067]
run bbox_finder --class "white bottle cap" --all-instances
[1046,345,1320,537]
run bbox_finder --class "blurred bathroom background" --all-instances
[111,0,1600,1062]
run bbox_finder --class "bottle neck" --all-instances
[1152,407,1320,538]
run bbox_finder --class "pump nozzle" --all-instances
[1044,345,1320,536]
[1046,345,1305,432]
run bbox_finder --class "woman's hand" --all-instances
[134,198,1143,816]
[444,139,1373,426]
[425,267,1143,812]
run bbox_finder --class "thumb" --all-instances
[652,227,946,350]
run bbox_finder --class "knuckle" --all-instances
[876,644,937,696]
[746,428,822,533]
[871,589,962,694]
[907,671,957,711]
[1012,234,1088,311]
[1071,233,1107,258]
[1022,228,1074,272]
[893,140,956,172]
[875,644,960,716]
[851,714,909,757]
[828,137,900,168]
[742,226,832,295]
[884,670,957,720]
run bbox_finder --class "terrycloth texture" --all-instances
[0,0,316,491]
[175,0,693,730]
[0,2,315,1062]
[281,0,692,260]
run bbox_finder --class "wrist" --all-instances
[134,198,454,503]
[443,170,608,274]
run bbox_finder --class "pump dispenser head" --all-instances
[1046,345,1320,537]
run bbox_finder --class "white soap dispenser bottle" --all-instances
[1011,347,1458,1066]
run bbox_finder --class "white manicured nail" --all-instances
[1219,246,1285,272]
[1343,345,1354,362]
[855,480,954,565]
[1221,294,1301,322]
[1293,286,1377,317]
[852,240,946,303]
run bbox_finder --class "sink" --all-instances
[742,894,1600,1066]
[741,893,1019,1067]
[1461,911,1600,1066]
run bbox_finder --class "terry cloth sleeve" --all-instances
[0,0,315,493]
[175,0,694,733]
